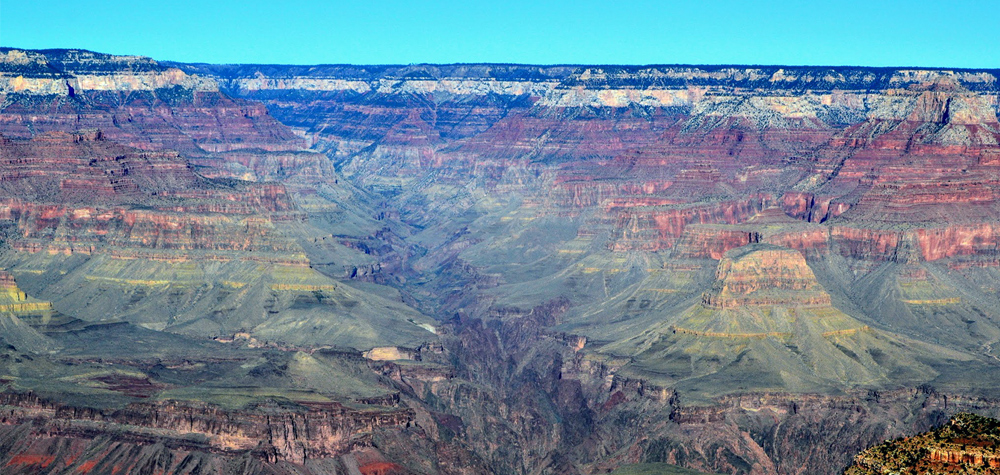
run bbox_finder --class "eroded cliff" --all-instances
[6,49,1000,474]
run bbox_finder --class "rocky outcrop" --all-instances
[595,244,971,395]
[671,226,761,260]
[916,224,1000,261]
[610,196,773,252]
[0,124,436,350]
[0,271,51,315]
[0,131,300,259]
[170,59,1000,270]
[150,59,1000,474]
[382,308,1000,475]
[670,209,832,259]
[846,412,1000,474]
[0,48,303,154]
[701,246,831,308]
[0,391,413,465]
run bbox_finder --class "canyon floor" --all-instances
[2,48,1000,474]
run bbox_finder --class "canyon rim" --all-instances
[2,46,1000,474]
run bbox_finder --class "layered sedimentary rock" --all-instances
[670,208,831,259]
[0,270,51,315]
[0,131,300,260]
[0,48,302,154]
[846,413,1000,474]
[5,50,425,290]
[701,246,832,308]
[598,245,965,396]
[189,61,1000,266]
[0,391,413,466]
[0,57,436,350]
[189,58,1000,444]
[9,48,1000,474]
[389,307,1000,475]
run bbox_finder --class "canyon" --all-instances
[2,48,1000,473]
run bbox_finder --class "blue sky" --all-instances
[2,0,997,67]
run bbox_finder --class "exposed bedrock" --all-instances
[8,49,1000,474]
[0,131,300,258]
[702,247,832,308]
[0,391,414,465]
[163,59,1000,271]
[0,49,303,154]
[376,307,1000,475]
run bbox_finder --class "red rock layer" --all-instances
[609,196,773,252]
[0,90,303,154]
[671,225,832,260]
[702,248,832,308]
[780,192,850,223]
[927,448,1000,468]
[0,132,300,257]
[161,61,1000,269]
[0,271,19,292]
[671,227,761,260]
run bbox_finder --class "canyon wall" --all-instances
[6,48,1000,474]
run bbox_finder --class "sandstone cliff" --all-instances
[0,48,302,154]
[7,49,1000,474]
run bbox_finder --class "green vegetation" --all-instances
[846,413,1000,474]
[610,462,718,475]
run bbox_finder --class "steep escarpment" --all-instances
[0,130,298,256]
[195,62,1000,268]
[376,307,1000,475]
[9,49,1000,474]
[702,246,833,308]
[0,48,302,154]
[0,50,437,351]
[170,61,1000,474]
[179,60,1000,471]
[0,391,414,466]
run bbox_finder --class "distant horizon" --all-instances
[4,1,998,68]
[4,46,1000,72]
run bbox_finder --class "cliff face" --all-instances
[205,60,1000,367]
[0,130,298,256]
[377,308,1000,475]
[0,52,437,351]
[846,412,1000,474]
[9,49,1000,474]
[156,61,1000,472]
[703,247,832,308]
[0,392,413,464]
[190,62,1000,260]
[0,48,302,154]
[0,391,424,475]
[592,245,965,397]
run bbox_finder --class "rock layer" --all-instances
[0,48,302,154]
[846,413,1000,474]
[702,246,831,308]
[7,49,1000,474]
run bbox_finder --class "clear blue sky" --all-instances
[2,0,997,67]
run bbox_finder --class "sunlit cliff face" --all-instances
[4,49,1000,474]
